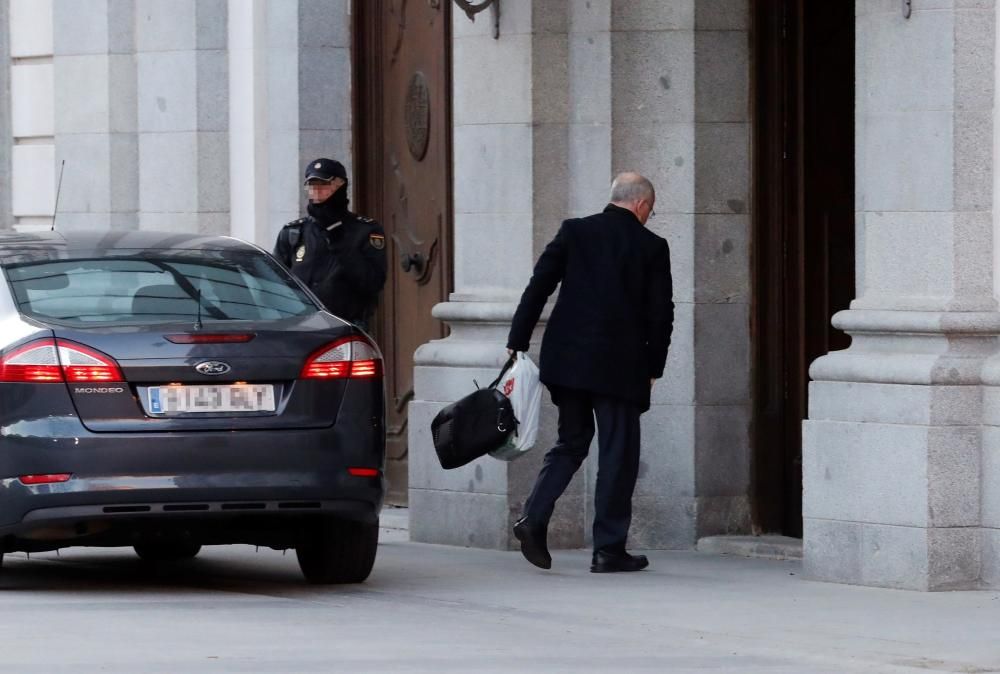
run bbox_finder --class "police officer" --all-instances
[274,158,387,329]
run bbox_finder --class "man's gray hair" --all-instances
[609,172,655,204]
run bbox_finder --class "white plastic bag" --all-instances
[490,353,542,461]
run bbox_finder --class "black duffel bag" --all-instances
[431,357,518,470]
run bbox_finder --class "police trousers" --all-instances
[522,385,642,554]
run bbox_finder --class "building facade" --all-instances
[2,0,997,591]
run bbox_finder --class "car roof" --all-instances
[0,230,261,262]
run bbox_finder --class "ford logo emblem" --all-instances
[195,361,231,376]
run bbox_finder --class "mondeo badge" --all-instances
[195,361,231,376]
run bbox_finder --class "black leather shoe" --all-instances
[513,517,551,570]
[590,550,649,573]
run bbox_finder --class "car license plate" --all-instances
[147,384,276,414]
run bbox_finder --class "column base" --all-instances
[804,519,980,591]
[804,308,996,591]
[407,298,585,550]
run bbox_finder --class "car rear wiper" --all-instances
[144,260,230,321]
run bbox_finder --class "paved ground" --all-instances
[1,511,999,673]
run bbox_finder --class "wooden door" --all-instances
[751,0,855,536]
[354,0,453,505]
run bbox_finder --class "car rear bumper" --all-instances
[1,497,381,552]
[0,417,385,549]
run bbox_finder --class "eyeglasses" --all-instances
[304,181,335,190]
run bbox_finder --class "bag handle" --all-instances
[488,354,517,390]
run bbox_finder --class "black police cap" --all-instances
[304,158,348,184]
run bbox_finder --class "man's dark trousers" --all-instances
[523,385,641,554]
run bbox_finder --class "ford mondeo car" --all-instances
[0,230,385,584]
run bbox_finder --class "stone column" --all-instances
[264,0,300,242]
[803,2,997,590]
[408,0,753,551]
[408,2,585,549]
[51,0,136,230]
[592,0,752,549]
[135,0,228,234]
[228,0,351,251]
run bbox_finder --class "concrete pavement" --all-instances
[0,510,998,673]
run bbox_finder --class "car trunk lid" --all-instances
[49,314,358,432]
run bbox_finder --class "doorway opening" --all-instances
[751,0,855,537]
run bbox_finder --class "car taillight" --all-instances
[0,340,62,382]
[0,339,124,383]
[58,341,124,382]
[301,336,382,380]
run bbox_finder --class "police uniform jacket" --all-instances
[274,212,387,323]
[507,204,674,412]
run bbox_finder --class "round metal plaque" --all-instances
[405,72,430,161]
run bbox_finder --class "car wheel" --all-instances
[134,542,202,562]
[296,518,378,585]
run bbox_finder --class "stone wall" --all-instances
[24,0,351,247]
[48,0,229,232]
[0,0,11,230]
[295,0,352,234]
[227,0,350,249]
[9,0,54,230]
[51,0,132,230]
[136,0,229,233]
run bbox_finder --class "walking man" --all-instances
[506,172,674,573]
[274,158,387,330]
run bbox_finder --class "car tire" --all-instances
[134,542,202,562]
[296,517,379,585]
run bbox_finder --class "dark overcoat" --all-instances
[506,204,674,411]
[274,212,387,324]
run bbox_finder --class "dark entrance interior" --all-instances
[353,0,453,505]
[752,0,855,537]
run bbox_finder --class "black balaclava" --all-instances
[307,183,350,226]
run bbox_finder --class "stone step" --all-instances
[697,535,803,561]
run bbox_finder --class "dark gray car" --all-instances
[0,230,385,584]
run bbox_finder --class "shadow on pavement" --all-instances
[0,546,395,595]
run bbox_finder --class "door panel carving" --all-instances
[405,73,431,161]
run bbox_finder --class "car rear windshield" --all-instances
[3,250,317,326]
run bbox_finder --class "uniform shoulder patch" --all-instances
[285,217,307,228]
[368,233,385,250]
